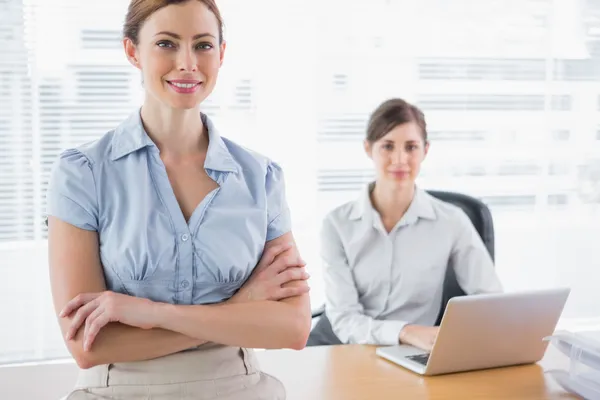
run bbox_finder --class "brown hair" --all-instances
[123,0,224,45]
[366,98,427,143]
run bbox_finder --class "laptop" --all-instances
[376,287,571,376]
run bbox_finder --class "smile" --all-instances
[389,171,410,178]
[166,80,201,93]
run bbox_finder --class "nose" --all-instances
[391,149,408,165]
[177,47,197,72]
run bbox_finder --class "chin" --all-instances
[164,96,203,110]
[160,85,210,110]
[171,102,200,110]
[386,177,414,188]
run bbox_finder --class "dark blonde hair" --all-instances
[366,98,427,143]
[123,0,224,44]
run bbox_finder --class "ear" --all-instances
[423,140,430,159]
[219,41,227,67]
[123,37,141,70]
[363,140,373,159]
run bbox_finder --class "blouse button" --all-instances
[181,234,189,242]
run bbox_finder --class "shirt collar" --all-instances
[202,113,238,173]
[349,182,437,223]
[110,109,239,173]
[110,110,154,161]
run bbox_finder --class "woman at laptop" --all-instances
[320,98,503,351]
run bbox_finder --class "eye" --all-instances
[156,40,175,49]
[407,144,418,151]
[382,143,394,151]
[195,42,214,51]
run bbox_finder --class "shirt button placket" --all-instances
[386,237,394,298]
[179,231,193,304]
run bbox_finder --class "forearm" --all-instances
[156,299,310,350]
[66,320,204,369]
[329,310,408,346]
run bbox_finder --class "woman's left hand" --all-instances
[60,291,158,351]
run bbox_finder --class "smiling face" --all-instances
[123,0,225,110]
[365,122,429,189]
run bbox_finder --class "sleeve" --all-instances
[321,215,408,346]
[46,148,99,231]
[450,210,503,294]
[265,161,292,241]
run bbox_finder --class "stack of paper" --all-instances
[544,330,600,399]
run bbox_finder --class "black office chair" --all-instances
[306,190,495,346]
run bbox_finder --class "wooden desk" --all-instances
[256,345,579,400]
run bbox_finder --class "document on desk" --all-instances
[544,330,600,399]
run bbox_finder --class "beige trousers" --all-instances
[64,343,285,400]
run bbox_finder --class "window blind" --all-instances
[316,0,600,211]
[0,0,34,242]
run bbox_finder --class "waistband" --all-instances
[74,343,260,389]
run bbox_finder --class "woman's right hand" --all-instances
[229,242,310,303]
[399,325,440,351]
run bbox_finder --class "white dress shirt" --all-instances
[320,183,503,346]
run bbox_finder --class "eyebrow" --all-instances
[382,139,419,144]
[154,31,216,40]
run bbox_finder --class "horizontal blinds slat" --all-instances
[1,0,34,241]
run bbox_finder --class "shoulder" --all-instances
[424,191,475,230]
[56,109,152,168]
[322,199,357,231]
[51,130,117,183]
[220,136,280,178]
[55,129,117,170]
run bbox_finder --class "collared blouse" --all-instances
[47,110,291,305]
[321,184,502,345]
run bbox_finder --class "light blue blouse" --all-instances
[46,110,291,305]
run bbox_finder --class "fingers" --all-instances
[276,266,310,286]
[83,306,111,351]
[257,242,293,270]
[273,283,311,301]
[65,299,99,340]
[60,292,101,318]
[422,329,438,351]
[271,253,306,275]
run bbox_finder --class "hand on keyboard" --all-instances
[398,325,439,351]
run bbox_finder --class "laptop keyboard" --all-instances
[407,353,430,366]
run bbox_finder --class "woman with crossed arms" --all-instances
[48,1,310,398]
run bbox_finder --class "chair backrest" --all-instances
[427,190,495,261]
[307,190,495,346]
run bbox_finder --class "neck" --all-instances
[370,181,415,223]
[140,99,208,156]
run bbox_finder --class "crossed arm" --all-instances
[48,217,311,369]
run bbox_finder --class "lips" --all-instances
[166,80,202,94]
[389,171,410,179]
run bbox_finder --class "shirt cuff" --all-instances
[378,320,410,346]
